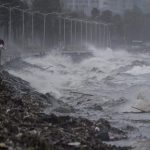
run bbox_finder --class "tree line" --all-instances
[91,6,150,47]
[1,0,150,49]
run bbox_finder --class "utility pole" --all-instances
[31,13,34,45]
[95,22,98,46]
[9,8,12,46]
[90,22,93,44]
[0,3,12,45]
[22,10,25,49]
[85,21,88,48]
[58,16,62,48]
[70,19,73,46]
[98,24,101,47]
[103,25,106,48]
[80,20,83,50]
[74,20,77,46]
[63,18,66,47]
[42,15,46,52]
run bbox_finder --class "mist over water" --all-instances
[7,46,150,148]
[8,47,150,113]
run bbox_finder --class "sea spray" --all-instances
[8,47,150,112]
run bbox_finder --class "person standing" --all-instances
[0,39,5,66]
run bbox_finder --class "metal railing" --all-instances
[0,3,112,59]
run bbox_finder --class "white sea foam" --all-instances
[126,65,150,75]
[8,46,150,112]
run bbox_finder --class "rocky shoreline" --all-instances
[0,71,130,150]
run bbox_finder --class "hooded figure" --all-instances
[0,39,4,47]
[0,39,5,65]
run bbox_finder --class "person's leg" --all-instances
[0,49,2,71]
[0,49,1,66]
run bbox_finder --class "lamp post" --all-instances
[31,13,34,45]
[9,7,12,45]
[90,22,93,44]
[8,6,23,48]
[106,25,109,48]
[0,4,21,46]
[63,17,66,47]
[80,20,83,50]
[108,24,111,48]
[42,12,62,51]
[28,11,42,47]
[58,16,62,48]
[22,10,25,49]
[29,11,64,52]
[94,22,97,46]
[0,4,11,45]
[21,8,33,49]
[85,21,88,48]
[0,4,32,48]
[103,25,106,48]
[37,12,64,51]
[70,18,73,47]
[98,24,101,47]
[74,19,77,46]
[8,7,29,49]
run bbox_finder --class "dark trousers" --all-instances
[0,49,1,65]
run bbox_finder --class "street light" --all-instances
[0,3,10,6]
[0,4,10,44]
[94,22,98,46]
[80,20,83,50]
[9,6,22,47]
[41,12,65,51]
[22,10,64,52]
[0,4,23,46]
[0,1,20,6]
[27,11,42,46]
[21,8,32,49]
[58,16,62,48]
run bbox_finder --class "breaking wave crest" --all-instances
[8,47,150,112]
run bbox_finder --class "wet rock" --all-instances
[68,142,81,147]
[53,105,75,113]
[95,127,100,132]
[0,71,129,150]
[88,104,103,111]
[96,131,110,141]
[108,132,127,141]
[0,143,8,150]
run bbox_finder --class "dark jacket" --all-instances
[0,39,4,46]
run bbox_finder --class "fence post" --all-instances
[95,22,97,46]
[63,18,66,47]
[85,21,88,48]
[108,25,111,48]
[58,16,62,48]
[98,24,101,47]
[106,25,109,48]
[90,22,93,44]
[74,20,77,46]
[0,48,1,66]
[31,13,34,46]
[22,10,25,49]
[80,20,83,50]
[70,18,73,47]
[103,25,106,48]
[42,15,46,53]
[8,8,12,46]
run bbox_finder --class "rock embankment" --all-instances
[0,71,130,150]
